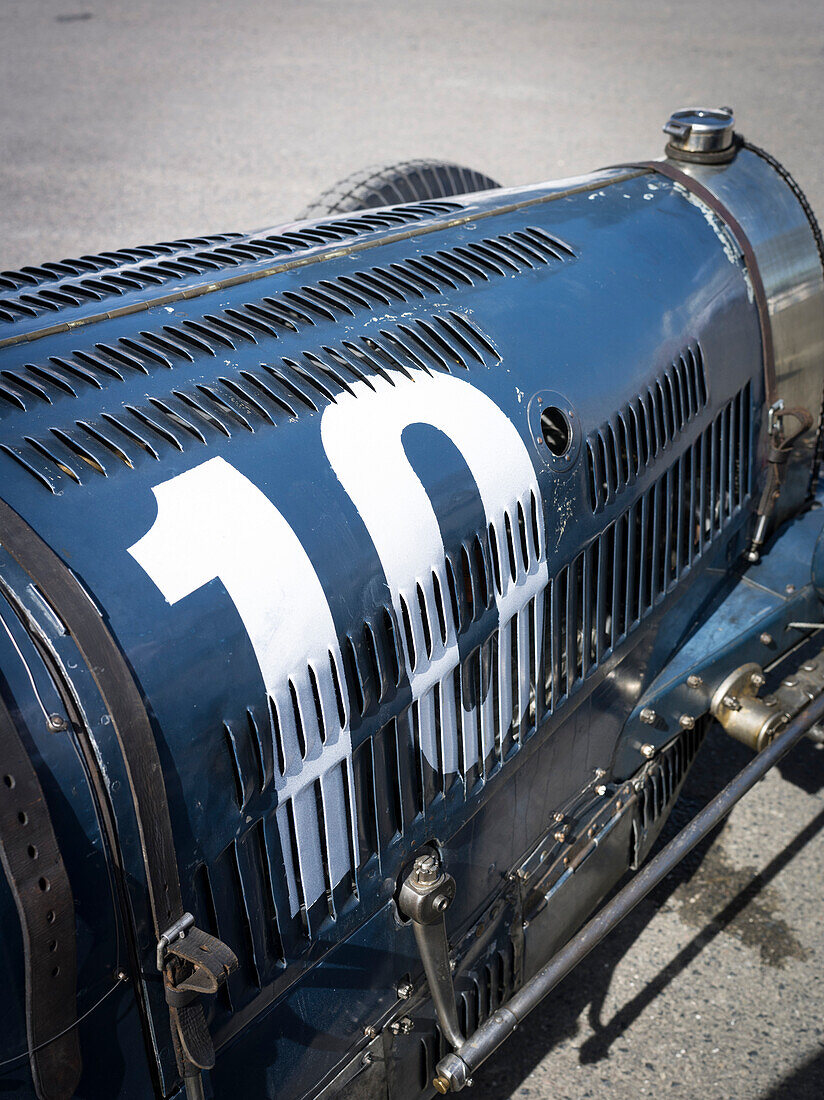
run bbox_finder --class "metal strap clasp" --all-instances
[157,912,196,971]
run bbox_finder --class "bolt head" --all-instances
[397,981,413,999]
[750,672,765,689]
[413,853,440,886]
[679,714,696,730]
[686,674,703,689]
[595,784,608,796]
[639,707,657,725]
[640,743,655,758]
[363,1025,377,1039]
[722,694,742,711]
[760,633,774,646]
[786,584,796,594]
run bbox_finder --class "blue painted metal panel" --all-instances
[0,167,771,1097]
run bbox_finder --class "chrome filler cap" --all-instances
[663,107,736,162]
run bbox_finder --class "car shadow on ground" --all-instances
[468,727,824,1100]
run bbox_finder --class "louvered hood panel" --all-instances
[0,168,764,1063]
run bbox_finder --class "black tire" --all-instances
[300,159,501,218]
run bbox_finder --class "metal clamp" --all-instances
[398,852,463,1051]
[157,912,196,971]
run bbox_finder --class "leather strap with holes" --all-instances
[0,495,237,1083]
[0,692,81,1100]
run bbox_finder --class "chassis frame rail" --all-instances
[434,692,824,1092]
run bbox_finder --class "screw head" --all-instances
[364,1025,377,1039]
[433,1076,451,1095]
[47,713,67,732]
[760,633,774,646]
[595,784,608,796]
[641,743,655,758]
[786,584,795,594]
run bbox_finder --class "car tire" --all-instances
[299,159,501,217]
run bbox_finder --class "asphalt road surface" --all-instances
[2,3,824,1099]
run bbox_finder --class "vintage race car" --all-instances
[0,107,822,1100]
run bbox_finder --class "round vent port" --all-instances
[540,406,572,456]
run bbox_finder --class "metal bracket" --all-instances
[398,852,463,1051]
[767,398,786,437]
[157,911,196,971]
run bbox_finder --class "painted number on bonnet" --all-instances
[128,371,546,910]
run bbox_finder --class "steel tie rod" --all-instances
[434,691,824,1092]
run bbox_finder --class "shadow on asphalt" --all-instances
[762,1048,824,1098]
[469,726,824,1100]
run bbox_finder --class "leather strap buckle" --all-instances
[159,917,238,1070]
